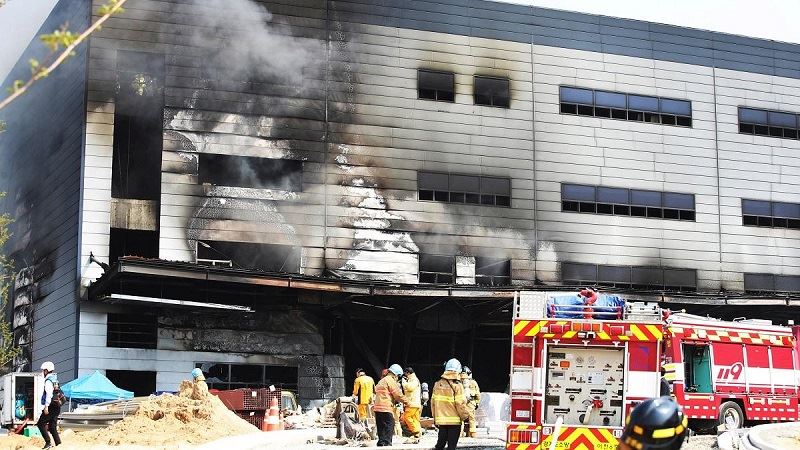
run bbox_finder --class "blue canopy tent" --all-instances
[60,371,134,401]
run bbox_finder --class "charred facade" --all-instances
[2,0,800,399]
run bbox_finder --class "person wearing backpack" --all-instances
[37,361,63,448]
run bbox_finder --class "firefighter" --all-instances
[352,368,375,421]
[431,358,470,450]
[400,366,422,438]
[374,364,408,446]
[460,366,481,437]
[619,396,687,450]
[190,368,209,398]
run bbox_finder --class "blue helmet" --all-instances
[444,358,462,373]
[388,364,403,377]
[191,368,204,379]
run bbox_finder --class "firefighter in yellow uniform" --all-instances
[461,366,481,437]
[352,368,375,421]
[431,358,470,450]
[400,367,422,437]
[373,364,408,446]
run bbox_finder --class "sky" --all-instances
[1,0,800,84]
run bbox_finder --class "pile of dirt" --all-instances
[72,380,257,447]
[0,434,44,450]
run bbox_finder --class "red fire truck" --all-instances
[662,312,800,428]
[507,291,664,450]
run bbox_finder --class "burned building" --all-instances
[1,0,800,400]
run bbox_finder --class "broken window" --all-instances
[474,76,510,108]
[106,370,157,397]
[744,273,800,293]
[419,172,511,207]
[112,51,165,200]
[419,254,454,284]
[742,199,800,229]
[107,313,158,349]
[109,228,159,266]
[197,240,301,273]
[418,70,455,102]
[562,263,696,291]
[562,183,695,221]
[559,86,692,127]
[195,363,298,391]
[738,107,799,139]
[475,257,511,286]
[198,154,302,191]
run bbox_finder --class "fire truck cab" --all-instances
[662,313,800,429]
[507,291,664,450]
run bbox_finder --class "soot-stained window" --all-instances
[107,313,158,349]
[559,86,692,127]
[474,76,510,108]
[418,70,455,102]
[742,199,800,229]
[419,172,511,207]
[195,363,298,391]
[112,51,165,200]
[419,254,455,284]
[109,228,159,266]
[739,107,799,139]
[562,263,697,291]
[197,240,301,273]
[475,257,511,286]
[744,273,800,293]
[198,154,302,190]
[562,183,695,221]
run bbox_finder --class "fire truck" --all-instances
[662,312,800,428]
[507,291,664,450]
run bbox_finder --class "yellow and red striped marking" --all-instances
[507,424,618,450]
[514,320,663,342]
[669,326,794,347]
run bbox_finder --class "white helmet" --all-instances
[40,361,55,372]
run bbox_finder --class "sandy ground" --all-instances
[680,434,717,449]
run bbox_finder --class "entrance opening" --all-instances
[544,346,625,427]
[683,344,712,393]
[106,370,157,396]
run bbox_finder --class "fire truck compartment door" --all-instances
[683,344,712,393]
[544,346,624,427]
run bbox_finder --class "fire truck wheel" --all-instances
[718,402,744,430]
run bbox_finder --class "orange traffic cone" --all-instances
[263,396,281,432]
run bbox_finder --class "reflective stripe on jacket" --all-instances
[401,373,422,408]
[353,375,375,404]
[430,370,469,425]
[373,373,406,413]
[464,378,481,407]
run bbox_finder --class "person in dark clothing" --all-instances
[37,361,62,449]
[436,425,461,450]
[659,367,671,397]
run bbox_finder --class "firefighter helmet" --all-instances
[444,358,462,373]
[388,364,403,377]
[191,368,205,381]
[620,396,687,450]
[462,366,472,376]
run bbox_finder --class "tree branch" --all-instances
[0,0,128,111]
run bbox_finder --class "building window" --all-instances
[741,199,800,229]
[562,263,697,291]
[198,154,302,190]
[112,51,165,200]
[744,273,800,293]
[474,76,509,108]
[561,184,695,221]
[197,240,301,273]
[419,172,511,207]
[109,228,159,266]
[559,86,692,127]
[475,257,511,286]
[107,313,158,349]
[419,254,454,284]
[195,363,298,391]
[106,370,157,397]
[418,70,455,102]
[739,107,799,139]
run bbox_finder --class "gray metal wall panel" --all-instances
[0,0,90,381]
